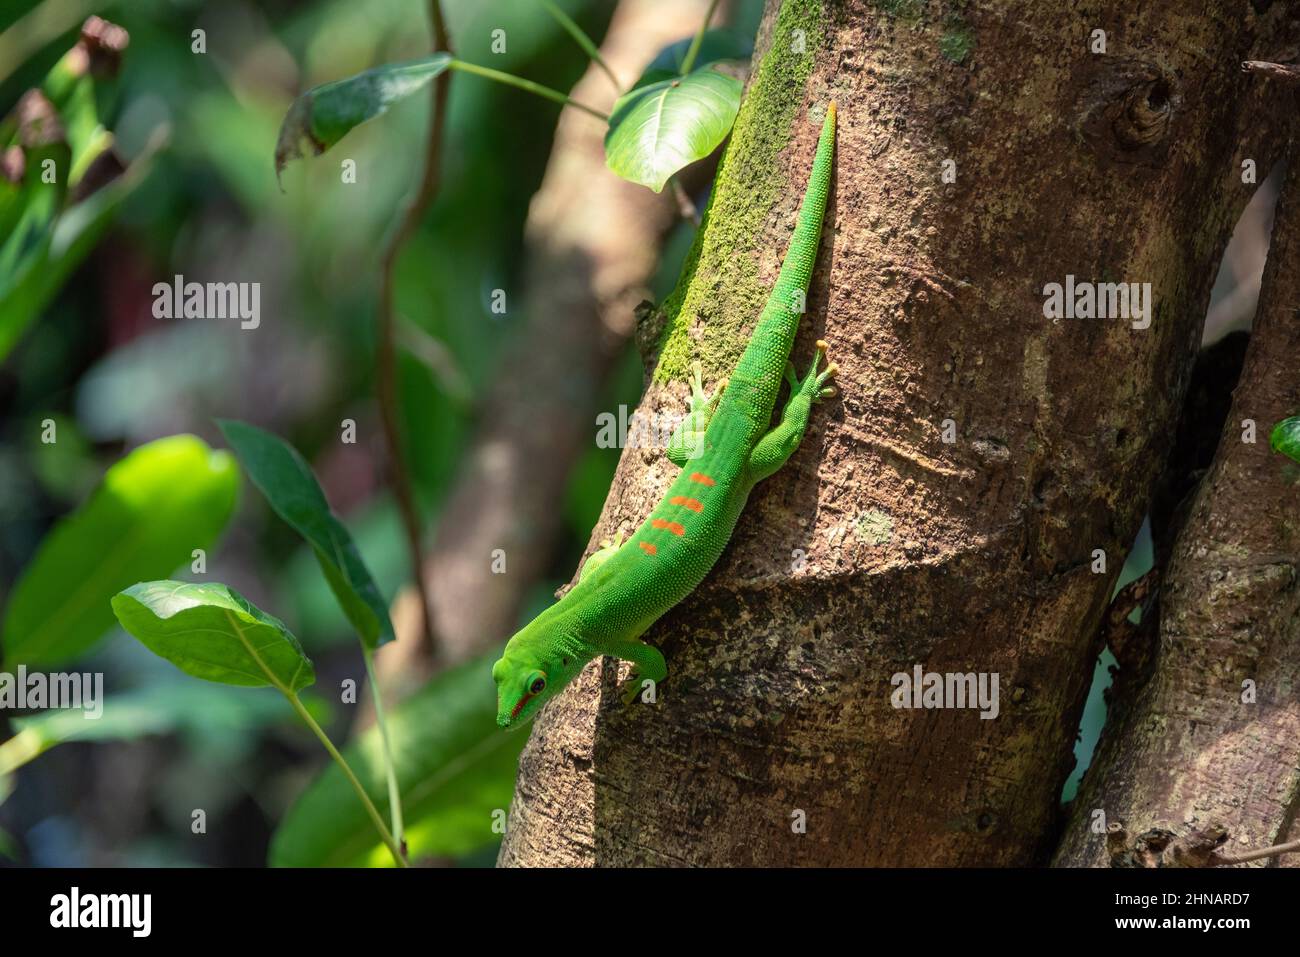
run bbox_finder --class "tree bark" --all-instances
[500,0,1297,867]
[1055,135,1300,868]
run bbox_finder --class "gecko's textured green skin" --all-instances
[494,105,837,729]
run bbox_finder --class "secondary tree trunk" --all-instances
[500,0,1297,866]
[1055,134,1300,868]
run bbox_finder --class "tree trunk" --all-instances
[500,0,1297,867]
[1055,136,1300,868]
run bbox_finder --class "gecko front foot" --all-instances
[621,674,646,706]
[687,360,727,415]
[578,529,626,584]
[615,642,666,706]
[667,362,726,467]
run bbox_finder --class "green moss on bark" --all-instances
[652,0,824,384]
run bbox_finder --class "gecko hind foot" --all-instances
[800,339,839,401]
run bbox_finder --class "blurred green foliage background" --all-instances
[0,0,689,866]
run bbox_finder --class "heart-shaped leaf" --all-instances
[1271,415,1300,464]
[112,581,315,693]
[1,434,239,669]
[270,654,524,867]
[605,62,744,192]
[275,54,452,179]
[217,419,393,649]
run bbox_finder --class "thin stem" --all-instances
[287,692,408,868]
[376,1,452,657]
[536,0,621,93]
[679,0,721,75]
[1212,837,1300,865]
[670,176,700,225]
[447,60,609,121]
[397,315,473,403]
[363,646,405,855]
[0,728,43,775]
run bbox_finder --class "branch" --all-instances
[375,1,452,654]
[1212,837,1300,866]
[1242,60,1300,80]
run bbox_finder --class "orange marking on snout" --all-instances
[639,541,657,556]
[652,519,686,536]
[689,472,716,486]
[510,692,533,720]
[670,496,703,512]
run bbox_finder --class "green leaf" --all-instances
[0,133,162,361]
[1,434,239,669]
[270,654,524,867]
[1271,415,1300,464]
[605,62,743,192]
[275,54,452,179]
[217,419,393,649]
[111,581,315,693]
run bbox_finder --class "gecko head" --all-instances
[492,643,577,731]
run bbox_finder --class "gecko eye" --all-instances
[528,673,547,695]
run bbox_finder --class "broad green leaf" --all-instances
[270,654,524,867]
[217,419,393,649]
[644,28,753,75]
[275,54,452,179]
[1271,415,1300,464]
[1,434,239,669]
[281,498,406,651]
[605,63,743,192]
[111,581,315,693]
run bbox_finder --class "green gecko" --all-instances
[493,103,838,729]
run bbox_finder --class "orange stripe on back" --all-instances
[652,519,686,536]
[639,541,657,556]
[689,472,716,486]
[670,496,703,512]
